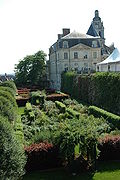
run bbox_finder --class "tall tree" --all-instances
[14,50,46,87]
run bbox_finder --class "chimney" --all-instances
[58,34,62,40]
[62,28,70,36]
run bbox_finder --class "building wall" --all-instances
[97,62,120,72]
[49,43,101,90]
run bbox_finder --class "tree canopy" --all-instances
[14,50,47,87]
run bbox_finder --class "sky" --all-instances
[0,0,120,74]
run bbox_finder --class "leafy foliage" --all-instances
[14,50,47,87]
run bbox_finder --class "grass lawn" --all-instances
[23,161,120,180]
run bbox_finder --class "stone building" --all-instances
[48,10,114,90]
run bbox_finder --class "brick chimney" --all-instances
[62,28,70,36]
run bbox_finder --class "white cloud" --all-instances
[0,0,120,73]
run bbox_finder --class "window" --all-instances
[64,67,68,72]
[84,54,87,59]
[63,41,68,48]
[92,41,97,47]
[93,52,97,59]
[64,52,68,59]
[97,66,99,72]
[74,67,78,71]
[74,52,78,59]
[108,64,110,72]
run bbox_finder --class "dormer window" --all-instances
[63,41,68,48]
[92,41,97,48]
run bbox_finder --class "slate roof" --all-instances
[87,23,99,37]
[62,30,99,39]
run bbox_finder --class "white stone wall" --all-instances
[49,44,101,90]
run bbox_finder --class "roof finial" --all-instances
[95,10,99,18]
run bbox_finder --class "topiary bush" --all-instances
[0,115,26,179]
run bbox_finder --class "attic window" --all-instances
[92,41,97,47]
[63,41,68,48]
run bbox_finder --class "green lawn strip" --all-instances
[23,161,120,180]
[23,168,91,180]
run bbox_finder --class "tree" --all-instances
[0,115,26,179]
[14,50,47,87]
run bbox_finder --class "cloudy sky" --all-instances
[0,0,120,74]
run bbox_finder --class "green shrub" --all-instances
[88,106,120,129]
[29,111,35,121]
[55,101,66,113]
[30,91,46,107]
[0,86,15,97]
[0,96,17,122]
[44,100,60,117]
[25,102,33,113]
[0,115,26,179]
[24,103,35,123]
[0,89,17,109]
[66,108,80,119]
[0,80,17,94]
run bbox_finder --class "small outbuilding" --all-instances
[96,48,120,72]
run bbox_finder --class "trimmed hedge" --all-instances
[61,72,120,115]
[0,80,17,94]
[55,101,66,113]
[24,142,60,171]
[66,108,80,119]
[88,105,120,129]
[0,115,26,179]
[0,96,17,122]
[98,135,120,160]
